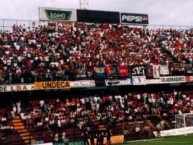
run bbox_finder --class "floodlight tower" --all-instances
[80,0,89,9]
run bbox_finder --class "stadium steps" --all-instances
[12,116,35,145]
[0,132,7,145]
[6,134,26,145]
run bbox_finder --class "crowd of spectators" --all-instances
[1,22,193,143]
[1,23,193,84]
[1,88,193,143]
[0,109,13,131]
[3,90,190,137]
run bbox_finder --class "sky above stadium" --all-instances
[0,0,193,27]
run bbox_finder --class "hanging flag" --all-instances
[94,66,105,77]
[105,65,112,76]
[160,65,169,75]
[118,65,129,77]
[146,65,153,78]
[153,64,160,78]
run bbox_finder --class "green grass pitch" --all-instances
[115,133,193,145]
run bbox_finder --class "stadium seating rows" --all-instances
[0,23,193,84]
[1,89,193,144]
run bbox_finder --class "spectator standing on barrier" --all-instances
[96,130,103,145]
[89,130,95,145]
[12,103,17,117]
[101,131,105,145]
[156,120,164,138]
[82,125,89,145]
[135,123,141,139]
[106,128,111,145]
[16,101,21,114]
[62,131,69,145]
[54,133,59,143]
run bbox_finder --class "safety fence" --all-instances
[0,19,193,32]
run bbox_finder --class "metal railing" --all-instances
[0,19,41,32]
[0,19,193,32]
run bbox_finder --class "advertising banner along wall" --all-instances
[70,80,95,88]
[121,13,149,24]
[0,84,34,92]
[160,76,186,84]
[34,81,71,90]
[39,7,77,21]
[153,126,193,137]
[88,135,124,145]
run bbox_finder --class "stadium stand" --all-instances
[0,85,193,144]
[1,21,193,144]
[0,23,193,84]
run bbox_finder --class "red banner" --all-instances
[105,65,112,75]
[146,65,153,78]
[185,76,193,82]
[118,65,128,77]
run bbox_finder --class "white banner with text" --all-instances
[0,84,34,92]
[153,126,193,137]
[39,7,77,21]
